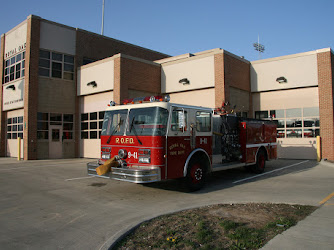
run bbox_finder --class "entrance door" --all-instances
[49,125,63,159]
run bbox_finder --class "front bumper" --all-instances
[87,161,161,183]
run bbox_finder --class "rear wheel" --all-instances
[251,149,266,174]
[185,158,207,191]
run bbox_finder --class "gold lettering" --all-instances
[116,138,120,143]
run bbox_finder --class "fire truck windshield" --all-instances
[101,110,128,136]
[127,107,169,136]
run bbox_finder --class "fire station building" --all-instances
[1,15,334,162]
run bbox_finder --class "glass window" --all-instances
[64,64,74,72]
[90,112,97,120]
[63,131,73,140]
[277,130,285,138]
[81,131,89,139]
[64,55,74,64]
[286,129,302,138]
[255,111,268,119]
[90,122,97,130]
[18,116,23,123]
[99,111,105,120]
[274,120,285,128]
[286,119,302,128]
[39,59,50,68]
[270,110,284,119]
[303,107,319,117]
[90,131,97,139]
[81,113,88,121]
[286,108,301,118]
[37,122,48,130]
[38,50,74,80]
[40,50,50,59]
[304,118,320,127]
[50,113,62,122]
[126,107,169,136]
[18,133,23,139]
[81,122,88,130]
[63,114,73,122]
[38,113,49,121]
[63,123,73,130]
[16,53,22,62]
[52,129,60,141]
[52,52,62,61]
[18,125,23,131]
[196,112,211,132]
[101,110,128,136]
[171,109,188,132]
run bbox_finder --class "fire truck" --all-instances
[87,95,277,191]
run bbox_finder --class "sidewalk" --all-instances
[262,160,334,250]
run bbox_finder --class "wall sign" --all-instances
[5,43,26,59]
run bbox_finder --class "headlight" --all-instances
[102,153,110,159]
[138,148,151,164]
[139,157,151,164]
[118,149,128,159]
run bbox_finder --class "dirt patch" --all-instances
[114,203,316,249]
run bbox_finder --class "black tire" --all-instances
[185,158,207,191]
[251,149,266,174]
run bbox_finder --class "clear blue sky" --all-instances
[1,0,333,61]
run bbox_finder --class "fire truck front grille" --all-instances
[110,166,161,183]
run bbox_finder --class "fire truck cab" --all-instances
[87,96,277,191]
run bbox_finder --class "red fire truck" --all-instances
[87,95,277,190]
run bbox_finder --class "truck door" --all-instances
[166,106,192,179]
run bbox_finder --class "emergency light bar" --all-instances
[122,95,170,105]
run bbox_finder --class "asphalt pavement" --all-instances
[0,158,333,249]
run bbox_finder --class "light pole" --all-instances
[101,0,105,35]
[253,35,265,59]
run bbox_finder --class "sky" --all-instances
[1,0,334,61]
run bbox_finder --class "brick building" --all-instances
[1,15,334,161]
[0,15,169,160]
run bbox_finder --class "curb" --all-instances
[319,160,334,168]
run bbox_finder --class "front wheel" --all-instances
[251,149,266,174]
[185,159,207,191]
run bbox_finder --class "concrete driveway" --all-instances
[0,158,333,249]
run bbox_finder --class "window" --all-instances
[37,113,74,140]
[81,111,105,139]
[171,109,188,132]
[4,51,25,84]
[63,114,74,139]
[255,111,268,119]
[255,107,320,138]
[127,107,169,136]
[39,50,74,80]
[196,112,211,132]
[7,116,24,139]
